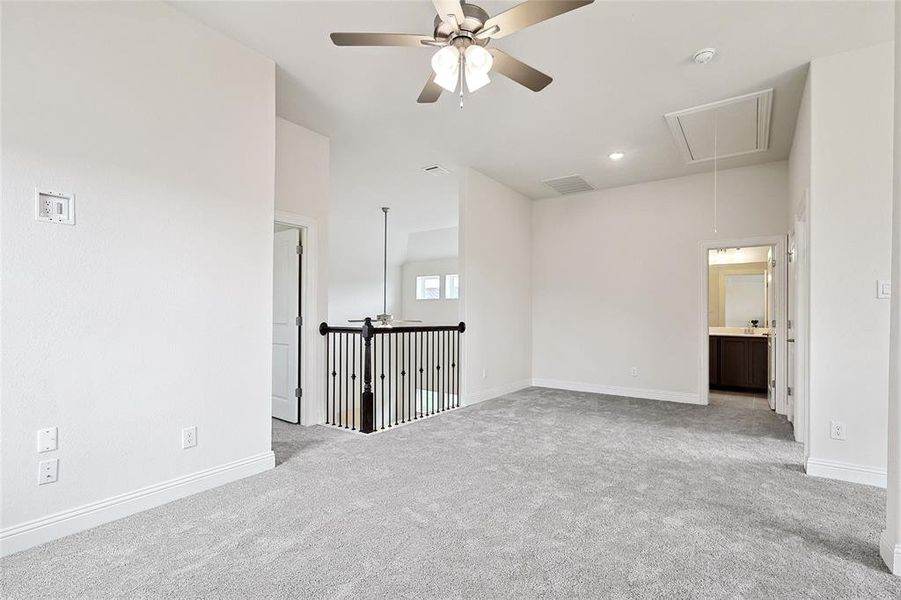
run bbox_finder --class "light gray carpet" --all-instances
[2,387,899,599]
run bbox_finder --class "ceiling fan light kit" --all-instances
[330,0,595,105]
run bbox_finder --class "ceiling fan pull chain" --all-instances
[459,52,464,109]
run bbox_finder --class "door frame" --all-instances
[699,235,788,410]
[274,211,320,426]
[790,192,810,456]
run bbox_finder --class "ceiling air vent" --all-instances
[422,164,451,176]
[542,175,596,195]
[664,89,773,164]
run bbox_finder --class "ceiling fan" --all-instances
[330,0,594,105]
[349,207,423,328]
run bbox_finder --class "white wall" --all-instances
[883,7,901,575]
[460,169,532,404]
[328,215,404,324]
[804,42,894,485]
[532,162,790,402]
[401,258,460,325]
[407,227,458,262]
[0,3,276,554]
[275,116,330,425]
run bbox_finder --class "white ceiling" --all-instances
[177,0,893,210]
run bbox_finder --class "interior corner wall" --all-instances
[805,42,895,484]
[460,169,532,404]
[275,117,330,425]
[0,2,276,555]
[531,162,790,403]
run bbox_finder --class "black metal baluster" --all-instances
[325,334,330,425]
[413,331,422,419]
[457,328,462,407]
[407,332,412,422]
[380,333,385,431]
[392,334,400,425]
[353,333,357,430]
[398,332,404,423]
[331,335,336,423]
[428,331,435,415]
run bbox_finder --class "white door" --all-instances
[272,228,300,423]
[766,246,776,411]
[786,233,797,422]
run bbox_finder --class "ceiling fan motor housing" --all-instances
[433,2,491,46]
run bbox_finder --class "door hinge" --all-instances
[771,379,776,389]
[296,316,303,326]
[787,319,792,330]
[295,388,302,398]
[771,258,777,267]
[787,386,793,397]
[771,319,776,328]
[296,244,303,255]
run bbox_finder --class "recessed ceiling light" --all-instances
[608,151,625,161]
[693,48,717,64]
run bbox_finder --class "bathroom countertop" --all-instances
[708,327,771,338]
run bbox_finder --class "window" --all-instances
[445,274,459,299]
[416,275,441,300]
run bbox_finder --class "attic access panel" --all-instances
[665,89,773,164]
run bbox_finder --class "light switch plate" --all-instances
[35,189,75,225]
[877,280,891,299]
[37,427,58,453]
[38,458,58,485]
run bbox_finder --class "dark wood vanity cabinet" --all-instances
[709,336,768,393]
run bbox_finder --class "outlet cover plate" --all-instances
[37,427,58,453]
[38,458,58,485]
[35,189,75,225]
[181,426,197,449]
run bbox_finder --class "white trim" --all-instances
[698,236,787,413]
[805,457,887,488]
[274,211,323,426]
[0,451,275,557]
[880,530,901,575]
[532,379,702,405]
[464,379,531,406]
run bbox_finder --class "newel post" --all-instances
[360,317,375,434]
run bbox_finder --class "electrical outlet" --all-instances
[38,458,58,485]
[631,367,638,377]
[35,189,75,225]
[37,427,58,453]
[181,426,197,449]
[830,420,846,441]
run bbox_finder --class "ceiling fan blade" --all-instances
[488,49,552,92]
[482,0,594,40]
[417,75,443,103]
[391,319,424,324]
[432,0,465,27]
[330,33,435,47]
[347,318,372,323]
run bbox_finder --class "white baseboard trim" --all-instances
[464,379,532,406]
[880,530,901,575]
[531,379,702,405]
[0,450,275,557]
[805,457,887,488]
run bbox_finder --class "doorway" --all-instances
[700,237,787,412]
[272,222,304,423]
